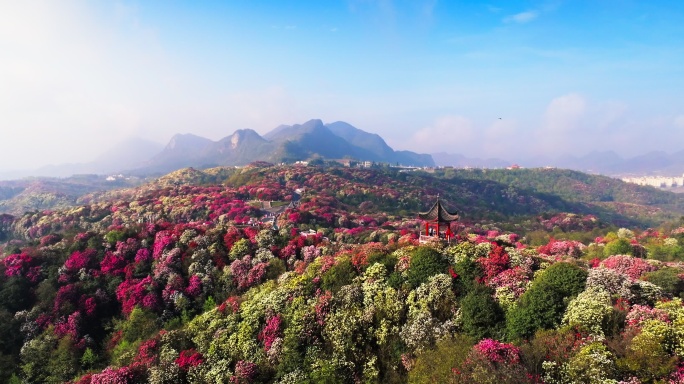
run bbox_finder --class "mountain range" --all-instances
[133,119,435,174]
[4,119,684,180]
[432,150,684,177]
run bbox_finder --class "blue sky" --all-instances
[1,1,683,170]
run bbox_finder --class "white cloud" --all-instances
[504,10,539,24]
[487,5,502,13]
[410,116,475,153]
[594,101,628,131]
[0,1,172,169]
[543,93,587,133]
[483,119,519,155]
[675,115,684,128]
[529,93,589,156]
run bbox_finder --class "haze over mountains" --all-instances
[140,119,435,174]
[3,119,684,180]
[0,120,435,179]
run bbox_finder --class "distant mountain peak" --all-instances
[166,133,213,151]
[138,119,435,173]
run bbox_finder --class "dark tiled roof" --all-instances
[418,199,459,222]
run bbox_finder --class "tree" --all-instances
[507,262,587,340]
[603,238,633,257]
[461,284,504,340]
[409,334,474,383]
[643,267,684,297]
[407,247,449,289]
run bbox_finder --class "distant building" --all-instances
[334,159,358,167]
[622,174,684,189]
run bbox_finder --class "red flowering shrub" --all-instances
[54,284,80,314]
[100,252,126,276]
[478,243,509,283]
[64,249,98,274]
[233,360,258,383]
[185,275,202,297]
[218,296,240,314]
[176,349,204,370]
[224,228,245,251]
[258,315,282,351]
[115,276,160,314]
[39,233,61,246]
[2,252,41,282]
[134,338,159,366]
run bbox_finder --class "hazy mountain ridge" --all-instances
[0,175,144,215]
[4,138,165,179]
[138,119,436,173]
[7,121,684,181]
[435,150,684,176]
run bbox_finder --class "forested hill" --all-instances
[4,163,684,382]
[120,165,684,227]
[432,167,684,226]
[435,168,681,205]
[2,165,684,230]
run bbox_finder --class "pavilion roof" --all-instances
[418,199,459,222]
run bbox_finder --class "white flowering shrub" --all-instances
[562,286,613,336]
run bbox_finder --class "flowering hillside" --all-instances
[2,165,684,383]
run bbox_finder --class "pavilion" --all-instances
[418,198,459,243]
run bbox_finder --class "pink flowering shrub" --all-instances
[488,267,530,299]
[89,366,135,384]
[152,231,175,259]
[625,304,670,327]
[230,256,268,290]
[302,245,321,263]
[538,238,586,259]
[54,311,82,340]
[453,339,529,383]
[601,255,657,279]
[134,248,152,263]
[670,364,684,384]
[539,213,599,232]
[472,338,521,364]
